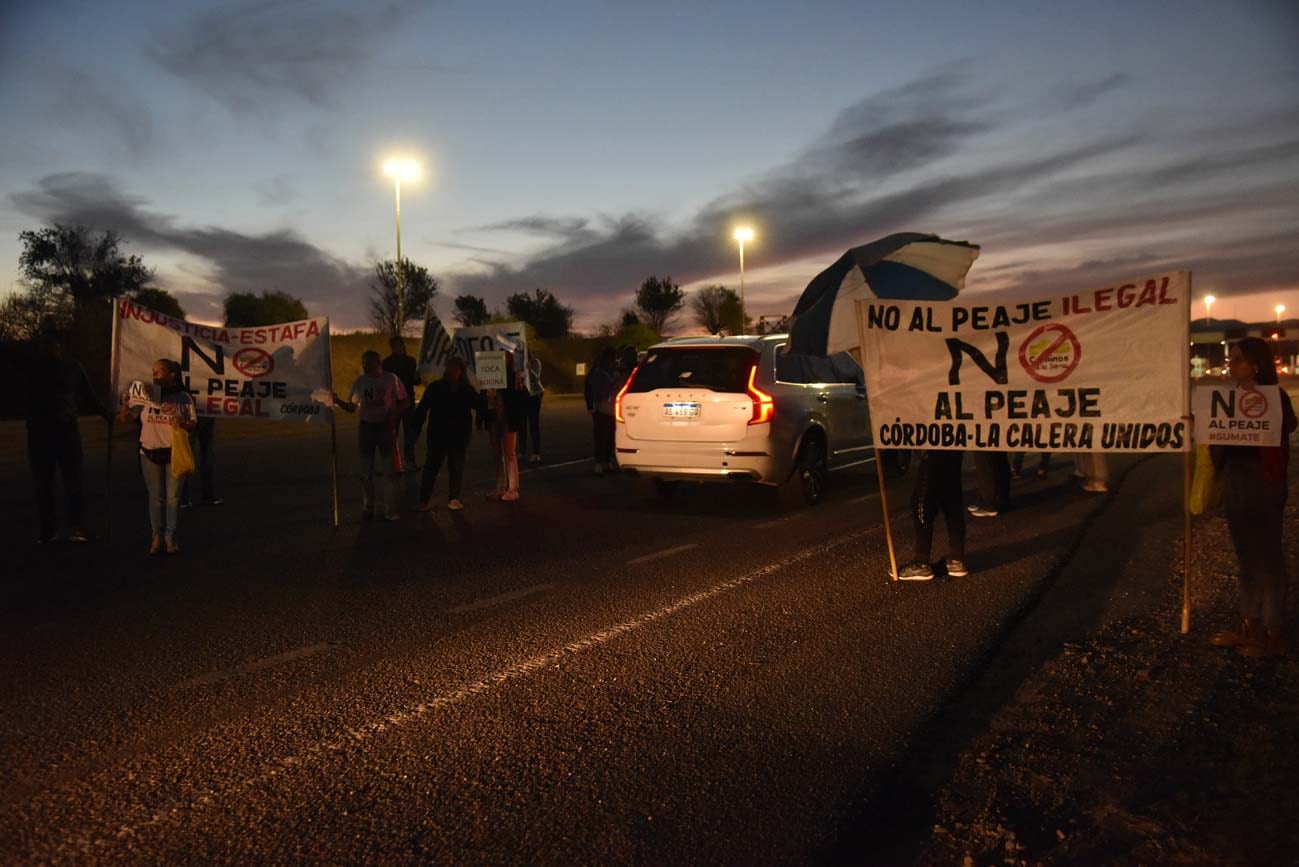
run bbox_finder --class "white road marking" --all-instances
[176,643,332,689]
[626,543,699,565]
[449,583,555,614]
[520,457,589,474]
[846,493,877,505]
[65,529,871,858]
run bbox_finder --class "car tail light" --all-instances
[615,367,637,423]
[747,364,774,424]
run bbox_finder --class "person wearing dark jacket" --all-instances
[1209,337,1297,658]
[409,356,478,512]
[25,331,111,542]
[382,337,421,470]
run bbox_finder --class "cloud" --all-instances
[449,64,1298,328]
[47,67,158,159]
[12,172,372,324]
[255,175,298,207]
[147,0,425,117]
[1050,73,1132,111]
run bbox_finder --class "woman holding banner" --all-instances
[332,350,409,522]
[1209,337,1296,658]
[118,359,197,555]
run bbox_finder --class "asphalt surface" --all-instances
[0,396,1167,864]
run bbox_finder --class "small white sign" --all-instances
[475,350,508,389]
[575,362,588,376]
[127,379,158,408]
[1193,384,1282,446]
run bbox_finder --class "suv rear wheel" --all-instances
[782,434,828,507]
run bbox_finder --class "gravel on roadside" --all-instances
[910,459,1299,867]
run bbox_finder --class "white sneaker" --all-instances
[447,499,464,511]
[1082,481,1109,493]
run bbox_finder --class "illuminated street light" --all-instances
[1203,294,1215,327]
[733,227,755,332]
[382,156,423,332]
[1276,303,1286,323]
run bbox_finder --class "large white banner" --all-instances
[856,271,1191,452]
[113,299,334,421]
[416,309,527,389]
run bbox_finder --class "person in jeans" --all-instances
[382,336,421,470]
[586,347,619,475]
[180,417,223,508]
[118,358,197,554]
[332,350,409,521]
[1209,337,1296,658]
[898,450,967,581]
[1010,452,1051,480]
[519,356,544,464]
[24,330,110,543]
[409,356,478,512]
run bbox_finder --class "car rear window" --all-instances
[629,346,758,394]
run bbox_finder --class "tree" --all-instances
[18,225,152,305]
[17,224,153,389]
[619,309,641,329]
[635,275,685,335]
[453,294,489,327]
[130,287,185,319]
[505,289,573,339]
[0,284,71,342]
[690,285,749,334]
[223,291,309,327]
[369,258,439,337]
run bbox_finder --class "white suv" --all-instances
[615,335,897,504]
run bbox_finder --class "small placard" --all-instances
[475,351,509,389]
[1192,384,1282,446]
[575,362,588,376]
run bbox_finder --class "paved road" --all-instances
[0,397,1163,864]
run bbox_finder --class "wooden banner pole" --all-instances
[330,417,340,529]
[324,317,340,529]
[1181,273,1194,634]
[875,447,899,581]
[105,297,121,541]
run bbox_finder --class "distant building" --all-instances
[1190,318,1296,372]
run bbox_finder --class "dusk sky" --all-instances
[2,0,1297,332]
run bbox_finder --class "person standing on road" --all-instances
[180,417,223,508]
[24,330,111,543]
[587,347,618,475]
[118,358,197,554]
[899,450,967,581]
[1071,452,1109,493]
[409,356,478,512]
[332,350,409,521]
[1209,337,1296,658]
[1011,452,1051,480]
[382,336,421,471]
[519,355,544,464]
[968,451,1011,518]
[487,353,526,502]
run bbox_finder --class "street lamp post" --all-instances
[383,157,421,334]
[1277,303,1286,324]
[733,227,754,332]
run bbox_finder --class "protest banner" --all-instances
[111,299,334,422]
[416,309,527,388]
[855,271,1192,453]
[1192,384,1282,446]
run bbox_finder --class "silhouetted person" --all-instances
[382,336,421,470]
[24,330,110,543]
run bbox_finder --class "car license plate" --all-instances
[663,402,701,418]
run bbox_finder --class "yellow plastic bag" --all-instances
[170,424,196,480]
[1188,444,1222,515]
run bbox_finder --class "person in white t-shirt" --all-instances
[332,350,409,520]
[118,358,197,555]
